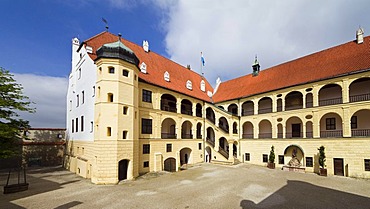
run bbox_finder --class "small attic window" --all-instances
[186,80,192,90]
[164,71,170,82]
[86,46,93,54]
[143,40,149,52]
[200,80,205,92]
[140,62,147,74]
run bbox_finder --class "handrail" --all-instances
[349,93,370,103]
[352,129,370,137]
[218,147,229,159]
[320,130,342,138]
[319,97,342,106]
[161,133,177,139]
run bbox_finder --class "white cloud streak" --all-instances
[14,74,68,128]
[153,0,370,86]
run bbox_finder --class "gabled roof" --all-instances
[83,31,213,102]
[212,36,370,103]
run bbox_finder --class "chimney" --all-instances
[356,27,364,44]
[252,56,260,76]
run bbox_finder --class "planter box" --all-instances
[319,168,327,176]
[267,162,275,169]
[3,183,29,194]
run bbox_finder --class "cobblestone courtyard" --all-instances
[1,163,370,209]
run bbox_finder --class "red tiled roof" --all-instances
[83,32,213,102]
[212,36,370,103]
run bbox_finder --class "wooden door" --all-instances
[334,158,344,176]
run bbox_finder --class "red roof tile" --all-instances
[83,32,213,102]
[212,36,370,102]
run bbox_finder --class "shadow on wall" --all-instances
[23,130,65,167]
[240,180,370,209]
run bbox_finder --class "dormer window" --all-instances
[200,80,205,92]
[164,71,170,82]
[86,45,93,54]
[142,40,149,52]
[140,62,147,74]
[186,80,192,90]
[109,67,115,74]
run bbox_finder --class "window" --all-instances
[141,119,152,134]
[306,157,313,167]
[164,71,170,82]
[365,159,370,171]
[69,100,72,111]
[78,68,81,79]
[245,153,250,161]
[140,62,147,73]
[142,90,152,103]
[107,127,111,136]
[262,154,268,163]
[82,91,85,104]
[351,116,357,129]
[99,67,102,74]
[123,106,128,115]
[278,155,284,164]
[134,75,137,80]
[92,86,95,97]
[75,118,79,132]
[122,70,129,77]
[76,95,79,107]
[81,116,84,132]
[143,161,149,168]
[143,144,150,154]
[109,67,115,74]
[166,144,172,152]
[108,93,114,102]
[198,143,202,150]
[72,119,75,133]
[186,80,192,90]
[90,121,94,133]
[326,118,336,130]
[122,131,128,139]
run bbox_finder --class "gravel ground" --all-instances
[1,163,370,209]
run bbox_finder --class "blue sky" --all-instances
[1,0,369,128]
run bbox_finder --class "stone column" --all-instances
[228,141,234,160]
[342,106,351,137]
[313,85,319,107]
[254,99,259,115]
[302,123,306,138]
[312,111,320,138]
[342,79,350,103]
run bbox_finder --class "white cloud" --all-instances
[153,0,370,86]
[14,74,68,128]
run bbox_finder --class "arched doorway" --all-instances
[164,158,176,172]
[180,148,192,165]
[118,159,129,181]
[205,146,212,162]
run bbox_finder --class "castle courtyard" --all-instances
[1,163,370,209]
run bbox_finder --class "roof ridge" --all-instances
[220,35,370,84]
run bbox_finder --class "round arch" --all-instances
[286,116,303,138]
[259,119,272,138]
[318,83,342,106]
[319,112,343,138]
[161,118,176,139]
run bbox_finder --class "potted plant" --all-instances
[318,145,327,176]
[267,145,275,169]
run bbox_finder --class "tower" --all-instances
[93,36,140,183]
[252,56,260,76]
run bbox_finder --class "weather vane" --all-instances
[102,17,109,31]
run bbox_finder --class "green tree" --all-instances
[0,67,35,159]
[269,145,275,163]
[318,145,326,168]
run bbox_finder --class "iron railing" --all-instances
[319,97,342,106]
[161,133,177,139]
[206,115,215,124]
[352,129,370,137]
[206,137,215,147]
[306,131,313,138]
[285,105,303,111]
[242,133,254,139]
[161,105,177,113]
[242,110,254,116]
[320,130,342,138]
[181,109,192,116]
[285,132,303,138]
[258,107,272,114]
[218,147,229,159]
[349,93,370,103]
[181,134,193,139]
[259,133,272,138]
[196,134,202,139]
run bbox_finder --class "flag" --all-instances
[201,52,205,66]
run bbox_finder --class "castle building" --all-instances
[65,29,370,184]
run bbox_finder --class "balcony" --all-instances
[350,93,370,103]
[242,110,254,116]
[285,105,302,111]
[258,133,272,138]
[352,129,370,137]
[161,105,177,113]
[181,133,193,139]
[242,133,253,139]
[181,109,192,116]
[206,137,215,147]
[206,115,215,124]
[258,107,272,114]
[320,130,342,138]
[319,97,342,106]
[285,132,303,138]
[161,133,177,139]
